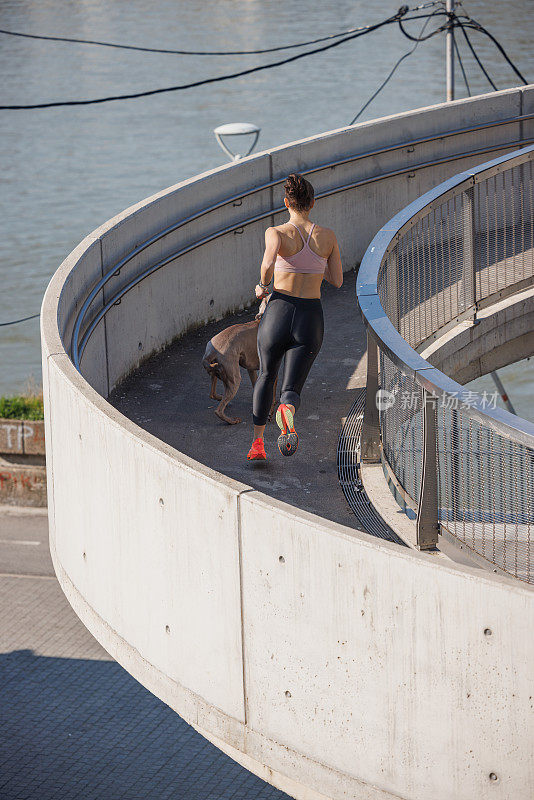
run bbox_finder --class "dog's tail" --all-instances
[202,355,226,381]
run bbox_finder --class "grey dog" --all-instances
[202,296,277,425]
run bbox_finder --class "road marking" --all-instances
[0,572,56,580]
[0,539,40,546]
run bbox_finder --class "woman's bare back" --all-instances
[273,221,342,298]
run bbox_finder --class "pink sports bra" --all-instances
[274,222,328,275]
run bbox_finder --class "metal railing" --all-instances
[357,144,534,584]
[70,113,534,368]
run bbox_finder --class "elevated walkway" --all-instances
[41,87,534,800]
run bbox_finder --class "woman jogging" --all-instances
[247,173,343,461]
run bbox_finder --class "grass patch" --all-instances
[0,377,44,420]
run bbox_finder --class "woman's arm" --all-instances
[255,227,281,298]
[323,232,343,288]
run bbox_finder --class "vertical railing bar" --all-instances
[454,196,461,318]
[530,161,534,277]
[395,245,401,331]
[458,411,466,545]
[421,217,430,339]
[519,164,527,280]
[441,203,446,324]
[441,406,450,533]
[503,170,508,290]
[408,228,415,346]
[477,425,485,556]
[397,239,406,339]
[425,215,432,335]
[475,180,482,303]
[412,393,417,502]
[416,221,423,344]
[461,185,476,319]
[502,172,507,291]
[433,208,438,328]
[451,197,458,316]
[490,427,497,565]
[415,222,421,343]
[446,199,453,324]
[499,432,506,572]
[451,406,460,542]
[468,418,476,553]
[493,174,498,296]
[513,441,519,579]
[510,168,516,287]
[527,450,532,584]
[416,389,439,550]
[361,330,381,463]
[485,178,490,300]
[403,238,408,341]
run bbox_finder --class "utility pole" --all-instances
[446,0,455,101]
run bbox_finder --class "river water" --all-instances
[0,0,533,416]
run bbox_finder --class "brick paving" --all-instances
[0,509,289,800]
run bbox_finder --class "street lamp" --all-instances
[213,122,261,162]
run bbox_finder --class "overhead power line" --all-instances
[350,8,444,124]
[452,29,471,96]
[0,7,422,110]
[397,11,448,41]
[398,3,528,87]
[454,19,528,85]
[0,313,40,327]
[0,16,421,57]
[456,21,498,90]
[0,3,443,57]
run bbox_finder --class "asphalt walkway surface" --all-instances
[109,269,367,531]
[0,506,289,800]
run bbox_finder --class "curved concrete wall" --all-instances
[423,288,534,384]
[42,87,534,800]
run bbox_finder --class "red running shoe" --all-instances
[276,404,299,456]
[247,437,267,461]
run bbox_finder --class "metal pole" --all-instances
[446,0,455,102]
[461,185,476,317]
[490,370,517,415]
[361,330,381,463]
[416,390,440,550]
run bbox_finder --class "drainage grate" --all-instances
[337,389,406,546]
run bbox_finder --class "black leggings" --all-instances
[253,291,324,426]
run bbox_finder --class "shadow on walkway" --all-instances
[0,647,288,800]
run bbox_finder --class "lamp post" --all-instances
[213,122,261,162]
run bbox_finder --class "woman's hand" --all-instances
[255,284,270,299]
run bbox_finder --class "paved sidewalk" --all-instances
[110,270,367,531]
[0,508,289,800]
